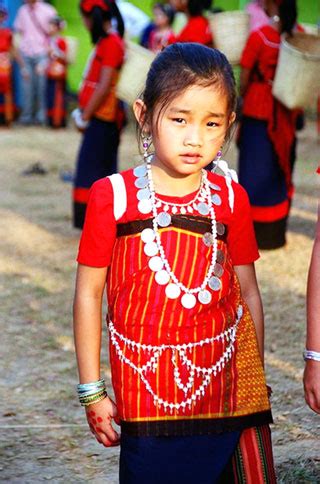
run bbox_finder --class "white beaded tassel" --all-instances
[108,306,242,413]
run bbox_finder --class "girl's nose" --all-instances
[184,127,203,147]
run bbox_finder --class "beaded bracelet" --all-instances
[303,349,320,362]
[77,379,108,406]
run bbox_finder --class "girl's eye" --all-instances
[172,118,186,124]
[207,121,218,127]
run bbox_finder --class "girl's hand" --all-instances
[85,396,121,447]
[304,360,320,414]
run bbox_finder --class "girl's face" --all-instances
[153,7,170,29]
[136,84,235,179]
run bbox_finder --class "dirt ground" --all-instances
[0,118,319,483]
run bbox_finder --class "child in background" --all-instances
[304,176,320,415]
[0,5,25,125]
[72,0,125,229]
[169,0,213,46]
[46,15,68,128]
[140,3,175,53]
[73,42,275,482]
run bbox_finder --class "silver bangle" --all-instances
[303,349,320,362]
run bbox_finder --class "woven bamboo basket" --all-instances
[272,33,320,109]
[209,11,250,65]
[117,41,155,105]
[65,36,78,65]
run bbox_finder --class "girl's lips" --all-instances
[179,153,202,163]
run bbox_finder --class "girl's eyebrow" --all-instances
[168,107,226,118]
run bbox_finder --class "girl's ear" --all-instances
[229,111,236,127]
[133,99,148,130]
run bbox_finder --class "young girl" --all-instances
[46,15,68,128]
[237,0,300,249]
[74,43,275,482]
[140,3,175,53]
[169,0,213,46]
[73,0,125,229]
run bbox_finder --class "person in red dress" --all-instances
[73,42,275,482]
[72,0,125,229]
[0,5,25,125]
[237,0,300,249]
[46,15,68,128]
[169,0,213,46]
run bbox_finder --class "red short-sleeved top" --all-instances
[79,33,124,122]
[241,25,280,120]
[174,16,213,46]
[0,28,12,53]
[78,169,258,268]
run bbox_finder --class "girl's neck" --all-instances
[150,162,202,197]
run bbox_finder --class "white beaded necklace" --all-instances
[108,305,242,413]
[144,161,218,309]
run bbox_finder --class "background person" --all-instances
[46,15,68,128]
[304,177,320,415]
[237,0,300,249]
[72,0,125,229]
[14,0,57,125]
[169,0,213,46]
[140,3,175,53]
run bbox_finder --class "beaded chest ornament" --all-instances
[134,155,225,309]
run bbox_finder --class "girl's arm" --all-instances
[73,263,120,446]
[234,263,264,365]
[304,205,320,414]
[10,45,28,79]
[81,66,115,122]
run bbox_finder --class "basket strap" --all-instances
[108,173,127,221]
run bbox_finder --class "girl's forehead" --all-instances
[164,84,229,111]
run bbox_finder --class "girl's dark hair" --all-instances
[80,0,124,44]
[139,43,236,142]
[154,3,175,25]
[187,0,212,17]
[278,0,297,35]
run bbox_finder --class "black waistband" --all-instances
[117,215,227,240]
[120,410,273,437]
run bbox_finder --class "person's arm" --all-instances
[234,263,264,365]
[304,204,320,414]
[73,263,120,446]
[239,67,251,97]
[81,66,115,122]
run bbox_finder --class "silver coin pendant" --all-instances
[133,164,147,178]
[144,242,158,257]
[165,283,181,299]
[198,289,212,305]
[138,199,152,214]
[141,228,155,243]
[155,270,170,285]
[156,212,171,227]
[209,276,222,291]
[181,293,197,309]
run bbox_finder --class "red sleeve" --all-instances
[227,183,259,265]
[240,30,262,70]
[77,178,117,267]
[317,166,320,174]
[97,35,124,69]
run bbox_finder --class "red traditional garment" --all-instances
[240,24,297,194]
[0,27,14,124]
[77,168,272,436]
[174,16,213,46]
[79,33,124,122]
